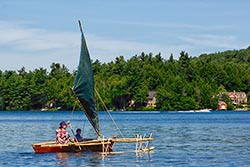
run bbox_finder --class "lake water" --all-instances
[0,111,250,166]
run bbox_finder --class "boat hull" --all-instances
[32,139,114,153]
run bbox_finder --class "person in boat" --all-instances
[56,121,75,144]
[75,128,84,142]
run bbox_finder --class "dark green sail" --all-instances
[72,21,100,136]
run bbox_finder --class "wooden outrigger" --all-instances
[32,136,154,154]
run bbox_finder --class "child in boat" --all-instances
[56,121,75,144]
[75,128,84,142]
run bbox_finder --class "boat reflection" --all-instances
[56,153,69,166]
[56,152,102,166]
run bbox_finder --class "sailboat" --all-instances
[32,21,154,154]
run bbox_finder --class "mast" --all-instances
[72,20,100,137]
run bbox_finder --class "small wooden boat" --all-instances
[33,139,114,153]
[32,20,154,154]
[32,137,154,153]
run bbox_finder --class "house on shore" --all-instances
[218,101,227,110]
[218,91,248,110]
[146,91,157,108]
[128,91,157,109]
[227,91,247,105]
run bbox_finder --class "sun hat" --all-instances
[60,121,67,127]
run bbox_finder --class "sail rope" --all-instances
[95,88,125,138]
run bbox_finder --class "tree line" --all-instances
[1,47,250,111]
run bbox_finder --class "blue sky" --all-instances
[0,0,249,71]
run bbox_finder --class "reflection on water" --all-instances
[55,152,104,166]
[56,153,69,166]
[51,149,155,166]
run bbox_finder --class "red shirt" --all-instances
[56,128,70,144]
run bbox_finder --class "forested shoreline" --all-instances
[1,48,250,111]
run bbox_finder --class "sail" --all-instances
[72,21,100,136]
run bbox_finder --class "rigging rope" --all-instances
[95,88,125,138]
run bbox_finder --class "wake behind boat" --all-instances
[32,21,154,154]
